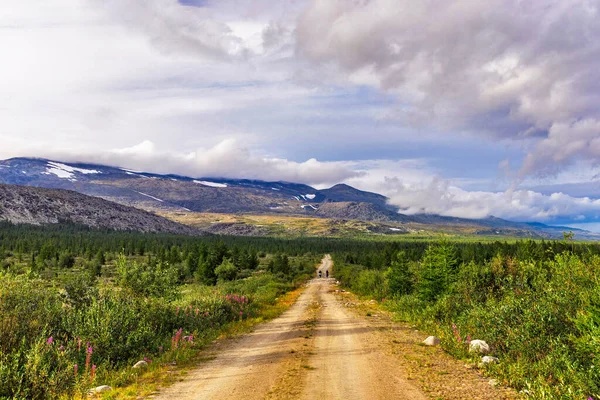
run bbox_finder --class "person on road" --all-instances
[318,270,322,278]
[326,270,329,278]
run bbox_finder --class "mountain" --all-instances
[0,157,594,239]
[0,184,200,235]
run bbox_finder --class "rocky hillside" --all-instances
[0,184,200,235]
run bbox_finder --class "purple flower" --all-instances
[46,336,54,345]
[74,364,78,376]
[59,345,65,351]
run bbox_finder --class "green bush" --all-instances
[215,258,238,282]
[115,254,179,299]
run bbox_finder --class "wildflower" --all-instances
[91,365,97,380]
[172,328,183,349]
[195,308,200,317]
[59,345,65,351]
[85,346,93,371]
[77,338,82,351]
[46,336,54,345]
[74,364,78,376]
[144,357,152,363]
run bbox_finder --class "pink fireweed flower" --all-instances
[85,347,93,370]
[77,338,82,351]
[74,364,78,376]
[46,336,54,345]
[195,308,200,316]
[144,357,152,363]
[59,345,65,351]
[91,365,97,380]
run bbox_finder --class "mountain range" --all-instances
[0,157,593,239]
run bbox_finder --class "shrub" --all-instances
[215,258,238,282]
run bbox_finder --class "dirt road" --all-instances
[152,256,516,400]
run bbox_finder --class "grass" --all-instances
[159,211,532,239]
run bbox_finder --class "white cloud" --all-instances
[296,0,600,177]
[344,162,600,223]
[62,139,360,185]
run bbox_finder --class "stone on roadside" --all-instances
[480,356,499,365]
[423,336,440,346]
[469,339,490,354]
[133,360,148,369]
[88,385,112,395]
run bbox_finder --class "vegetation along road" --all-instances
[152,255,516,399]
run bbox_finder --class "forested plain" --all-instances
[1,222,599,398]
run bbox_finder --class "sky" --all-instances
[1,0,600,229]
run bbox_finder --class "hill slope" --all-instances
[0,184,200,235]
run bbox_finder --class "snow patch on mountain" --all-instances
[135,191,164,202]
[46,162,100,180]
[194,180,227,188]
[306,194,316,200]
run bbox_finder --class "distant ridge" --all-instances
[0,157,596,239]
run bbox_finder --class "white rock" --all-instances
[488,379,499,386]
[133,360,148,369]
[90,385,112,393]
[423,336,440,346]
[469,339,490,354]
[481,356,499,365]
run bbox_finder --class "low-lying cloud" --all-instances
[347,170,600,224]
[55,139,361,186]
